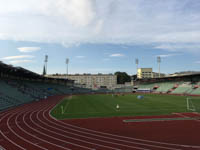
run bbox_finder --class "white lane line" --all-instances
[46,106,179,150]
[0,100,48,150]
[15,110,48,150]
[38,107,138,150]
[34,105,99,150]
[43,106,168,150]
[46,103,180,150]
[45,109,180,150]
[0,111,26,150]
[7,108,48,150]
[49,99,200,149]
[17,104,71,150]
[23,108,71,150]
[174,113,200,123]
[0,145,6,150]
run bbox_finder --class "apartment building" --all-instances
[137,68,165,79]
[48,74,117,90]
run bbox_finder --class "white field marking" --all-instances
[36,105,117,150]
[23,108,71,150]
[63,97,72,114]
[45,105,182,150]
[49,99,200,149]
[40,108,151,150]
[173,113,200,123]
[14,110,48,150]
[31,105,92,150]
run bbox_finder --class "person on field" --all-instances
[116,104,120,111]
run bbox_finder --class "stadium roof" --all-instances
[137,72,200,83]
[0,61,42,79]
[0,61,74,83]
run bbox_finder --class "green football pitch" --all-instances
[50,94,195,120]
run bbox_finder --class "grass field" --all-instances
[50,94,196,120]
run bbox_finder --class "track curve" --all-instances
[0,95,200,150]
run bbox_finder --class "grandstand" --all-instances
[1,61,200,150]
[1,59,200,112]
[0,61,95,111]
[134,73,200,95]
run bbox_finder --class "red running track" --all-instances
[0,95,200,150]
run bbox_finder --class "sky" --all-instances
[0,0,200,75]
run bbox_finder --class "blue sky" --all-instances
[0,0,200,75]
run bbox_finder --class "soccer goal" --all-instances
[186,97,200,112]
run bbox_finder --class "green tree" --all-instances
[114,72,131,84]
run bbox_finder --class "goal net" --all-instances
[187,97,200,112]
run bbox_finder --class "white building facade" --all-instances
[48,74,117,90]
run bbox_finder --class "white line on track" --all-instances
[23,108,71,150]
[0,101,45,150]
[49,99,200,149]
[0,102,67,150]
[14,110,48,150]
[30,102,101,149]
[43,106,179,150]
[31,108,93,150]
[0,145,6,150]
[174,113,200,123]
[40,106,148,150]
[0,108,29,150]
[36,105,116,150]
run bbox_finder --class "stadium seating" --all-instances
[171,82,192,94]
[155,82,177,93]
[0,77,99,111]
[138,83,155,90]
[114,86,133,93]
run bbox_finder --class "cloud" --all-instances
[195,61,200,64]
[0,0,200,52]
[154,44,200,52]
[17,47,41,53]
[75,55,85,59]
[155,53,182,58]
[9,59,35,65]
[110,53,125,57]
[2,55,35,60]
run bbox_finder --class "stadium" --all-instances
[1,0,200,150]
[1,60,200,150]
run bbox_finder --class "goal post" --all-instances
[186,97,200,112]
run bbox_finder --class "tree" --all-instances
[114,72,131,84]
